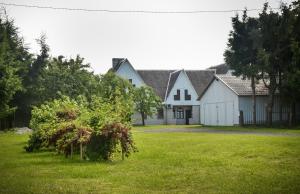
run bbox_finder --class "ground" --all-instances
[0,125,300,193]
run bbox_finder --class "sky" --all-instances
[2,0,293,73]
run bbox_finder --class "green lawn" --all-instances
[1,126,300,193]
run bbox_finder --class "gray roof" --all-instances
[166,70,181,98]
[186,71,215,97]
[137,70,174,99]
[217,75,269,96]
[208,64,229,74]
[137,69,215,100]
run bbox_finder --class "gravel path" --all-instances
[141,128,300,137]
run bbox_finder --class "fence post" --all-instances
[239,110,244,126]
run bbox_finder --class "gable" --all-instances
[165,71,199,105]
[115,61,144,87]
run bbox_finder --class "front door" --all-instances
[185,110,192,125]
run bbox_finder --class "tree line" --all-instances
[224,1,300,126]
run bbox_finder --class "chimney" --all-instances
[112,58,125,69]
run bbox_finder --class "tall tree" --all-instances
[257,3,292,126]
[224,10,261,125]
[281,1,300,126]
[12,34,49,126]
[133,86,161,126]
[0,10,30,125]
[41,55,99,102]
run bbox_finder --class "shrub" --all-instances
[86,122,137,161]
[25,95,137,161]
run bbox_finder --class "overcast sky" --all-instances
[2,0,293,73]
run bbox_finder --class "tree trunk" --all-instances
[279,70,283,124]
[141,112,145,126]
[80,143,83,160]
[251,76,257,126]
[70,143,73,159]
[289,102,293,127]
[80,132,83,160]
[267,92,274,127]
[122,150,125,161]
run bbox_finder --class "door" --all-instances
[204,102,234,126]
[185,109,192,125]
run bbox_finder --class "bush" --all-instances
[25,95,137,161]
[86,123,137,161]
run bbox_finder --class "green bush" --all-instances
[25,94,136,161]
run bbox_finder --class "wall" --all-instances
[239,96,294,124]
[115,61,144,87]
[199,78,239,125]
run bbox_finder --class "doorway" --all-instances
[185,109,192,125]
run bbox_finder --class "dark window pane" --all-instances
[185,89,191,100]
[174,89,180,100]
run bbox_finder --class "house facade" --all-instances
[111,58,214,125]
[111,58,299,126]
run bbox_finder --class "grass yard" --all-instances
[0,126,300,193]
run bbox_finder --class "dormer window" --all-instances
[174,90,180,101]
[185,89,191,100]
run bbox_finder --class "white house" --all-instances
[111,58,215,125]
[199,74,300,126]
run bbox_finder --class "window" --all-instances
[128,79,132,83]
[185,89,191,100]
[132,84,136,87]
[174,89,180,100]
[157,108,164,119]
[176,108,184,119]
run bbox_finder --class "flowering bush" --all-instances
[25,94,136,161]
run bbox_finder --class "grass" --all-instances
[1,126,300,193]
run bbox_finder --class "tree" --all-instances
[281,1,300,126]
[257,3,294,126]
[0,10,30,126]
[133,86,161,126]
[41,55,99,102]
[224,10,261,125]
[12,34,50,126]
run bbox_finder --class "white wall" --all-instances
[165,71,199,105]
[115,61,144,87]
[199,78,239,125]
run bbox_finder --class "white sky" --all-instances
[2,0,293,73]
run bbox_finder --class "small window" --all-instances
[176,108,184,119]
[174,89,180,100]
[157,108,164,119]
[133,84,136,87]
[128,79,132,83]
[185,89,191,100]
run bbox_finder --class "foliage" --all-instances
[40,55,100,102]
[86,123,136,161]
[133,86,162,126]
[224,10,261,125]
[0,11,30,119]
[25,90,136,161]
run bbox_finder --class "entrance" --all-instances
[185,109,192,125]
